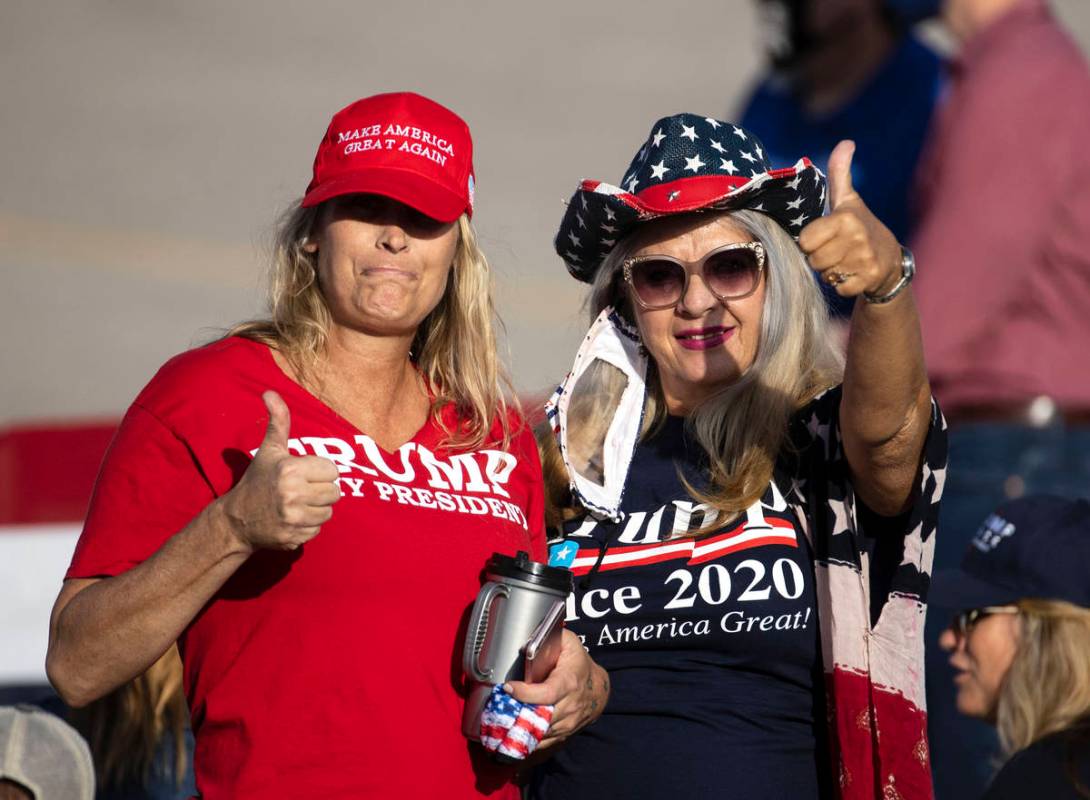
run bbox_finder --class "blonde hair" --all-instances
[542,209,843,530]
[230,200,514,449]
[72,646,188,791]
[996,599,1090,762]
[536,419,577,532]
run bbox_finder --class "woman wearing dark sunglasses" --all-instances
[931,495,1090,799]
[525,115,947,800]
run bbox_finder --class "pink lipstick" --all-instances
[675,326,733,350]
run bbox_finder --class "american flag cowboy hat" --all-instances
[555,113,827,282]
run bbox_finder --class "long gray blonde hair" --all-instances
[564,208,844,527]
[996,599,1090,768]
[230,200,514,449]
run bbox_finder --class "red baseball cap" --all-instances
[302,92,475,222]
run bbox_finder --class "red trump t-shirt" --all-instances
[67,336,546,799]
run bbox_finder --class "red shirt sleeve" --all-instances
[517,425,548,563]
[496,407,548,562]
[67,401,216,579]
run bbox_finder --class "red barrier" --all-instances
[0,421,119,524]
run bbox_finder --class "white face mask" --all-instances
[545,307,649,522]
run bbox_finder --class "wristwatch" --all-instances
[864,245,915,305]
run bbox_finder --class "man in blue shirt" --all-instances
[739,0,944,317]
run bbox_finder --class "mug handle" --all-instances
[463,581,510,683]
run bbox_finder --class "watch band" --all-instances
[863,245,915,305]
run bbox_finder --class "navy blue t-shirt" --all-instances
[529,414,832,800]
[982,725,1090,800]
[739,34,945,317]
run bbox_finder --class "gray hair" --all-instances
[582,209,845,526]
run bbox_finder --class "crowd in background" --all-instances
[742,0,1090,796]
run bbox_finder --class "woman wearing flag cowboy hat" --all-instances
[527,115,947,799]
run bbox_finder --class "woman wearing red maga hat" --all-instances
[531,115,947,799]
[45,92,607,799]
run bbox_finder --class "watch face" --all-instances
[901,246,916,279]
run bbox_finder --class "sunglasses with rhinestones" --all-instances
[621,241,766,310]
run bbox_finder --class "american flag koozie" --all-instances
[479,684,554,760]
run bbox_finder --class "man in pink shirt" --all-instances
[912,0,1090,796]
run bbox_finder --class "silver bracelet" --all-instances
[863,245,915,305]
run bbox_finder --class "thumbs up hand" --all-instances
[220,390,342,553]
[797,140,903,300]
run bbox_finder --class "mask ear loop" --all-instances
[579,524,624,591]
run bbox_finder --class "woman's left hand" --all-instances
[505,629,609,752]
[798,139,903,299]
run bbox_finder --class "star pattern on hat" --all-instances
[684,155,706,173]
[555,113,827,282]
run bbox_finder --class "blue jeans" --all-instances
[926,422,1090,799]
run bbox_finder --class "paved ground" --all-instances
[3,1,1089,423]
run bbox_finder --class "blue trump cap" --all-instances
[929,495,1090,611]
